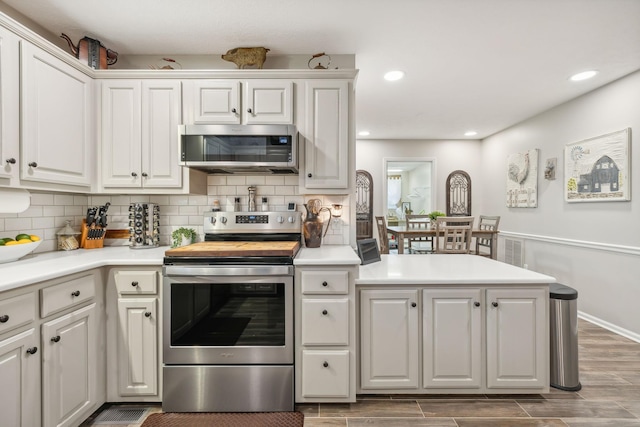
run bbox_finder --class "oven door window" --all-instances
[170,282,285,347]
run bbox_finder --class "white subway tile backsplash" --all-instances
[207,175,227,185]
[32,217,54,229]
[43,206,65,217]
[30,192,54,205]
[226,175,246,185]
[265,176,285,185]
[54,194,74,205]
[4,217,32,231]
[246,176,266,186]
[65,205,83,216]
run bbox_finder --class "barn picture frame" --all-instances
[564,128,631,203]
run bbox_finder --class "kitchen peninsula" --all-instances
[356,254,556,395]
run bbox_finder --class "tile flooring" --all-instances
[81,319,640,426]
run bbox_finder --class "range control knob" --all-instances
[276,216,285,224]
[210,217,217,225]
[288,216,296,223]
[220,216,227,224]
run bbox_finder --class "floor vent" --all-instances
[92,407,149,425]
[504,237,524,267]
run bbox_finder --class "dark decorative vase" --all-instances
[303,200,331,248]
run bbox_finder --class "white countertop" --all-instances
[357,254,556,285]
[294,245,361,266]
[0,246,167,292]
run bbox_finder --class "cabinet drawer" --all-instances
[40,273,96,318]
[0,293,36,335]
[301,350,349,398]
[301,270,349,294]
[301,299,349,345]
[115,270,158,295]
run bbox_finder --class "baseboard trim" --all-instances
[500,231,640,256]
[579,311,640,344]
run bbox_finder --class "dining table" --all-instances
[385,225,499,259]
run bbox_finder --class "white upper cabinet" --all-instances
[301,80,350,191]
[101,79,185,190]
[20,42,93,187]
[184,79,293,125]
[0,26,19,182]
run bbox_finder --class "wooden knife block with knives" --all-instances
[81,203,110,249]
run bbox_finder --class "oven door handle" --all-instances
[163,265,294,278]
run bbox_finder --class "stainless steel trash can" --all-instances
[549,283,581,391]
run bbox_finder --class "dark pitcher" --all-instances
[302,199,331,248]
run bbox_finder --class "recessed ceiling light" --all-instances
[358,130,370,136]
[464,130,478,137]
[384,70,405,81]
[569,70,598,81]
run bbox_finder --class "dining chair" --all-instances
[405,214,432,254]
[474,215,500,258]
[375,216,390,254]
[434,216,474,254]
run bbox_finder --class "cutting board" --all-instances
[165,241,300,257]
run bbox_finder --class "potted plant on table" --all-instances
[427,210,446,225]
[171,227,197,248]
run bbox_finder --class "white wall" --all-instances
[356,139,483,219]
[481,70,640,340]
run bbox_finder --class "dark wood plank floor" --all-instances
[82,319,640,426]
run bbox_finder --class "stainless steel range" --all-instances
[162,210,301,412]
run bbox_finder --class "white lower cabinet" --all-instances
[0,328,40,427]
[107,268,161,401]
[360,289,419,389]
[42,303,97,427]
[295,266,357,402]
[358,286,548,394]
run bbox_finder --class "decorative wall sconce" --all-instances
[331,204,343,217]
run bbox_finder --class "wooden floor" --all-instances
[82,319,640,426]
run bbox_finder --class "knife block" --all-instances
[80,219,105,249]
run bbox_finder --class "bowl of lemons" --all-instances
[0,234,42,264]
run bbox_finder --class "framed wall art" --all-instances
[506,148,538,208]
[564,128,631,203]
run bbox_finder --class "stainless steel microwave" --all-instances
[179,124,298,174]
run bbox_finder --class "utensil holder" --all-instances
[80,219,105,249]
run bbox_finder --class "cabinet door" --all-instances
[189,80,241,124]
[360,289,419,389]
[423,288,482,388]
[141,80,182,188]
[0,26,19,180]
[0,329,40,427]
[303,80,349,189]
[486,288,547,389]
[244,80,293,124]
[117,298,158,396]
[42,303,97,427]
[21,42,92,187]
[101,80,142,188]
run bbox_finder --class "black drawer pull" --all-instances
[323,361,329,368]
[322,281,328,287]
[411,302,417,308]
[492,301,498,307]
[51,336,61,343]
[71,290,80,297]
[322,309,328,315]
[0,315,8,323]
[132,281,139,287]
[145,311,152,318]
[26,347,38,355]
[474,301,480,307]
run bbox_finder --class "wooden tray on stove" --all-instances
[165,241,300,257]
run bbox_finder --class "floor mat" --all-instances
[141,412,304,427]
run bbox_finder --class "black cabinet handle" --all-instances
[492,301,498,307]
[323,361,329,368]
[474,301,480,307]
[0,315,8,323]
[132,281,139,287]
[26,347,38,355]
[141,172,148,177]
[28,161,37,168]
[145,312,152,318]
[322,309,328,315]
[231,108,237,113]
[322,281,328,287]
[247,108,253,114]
[5,158,16,164]
[71,290,80,297]
[411,302,417,308]
[307,173,312,178]
[51,336,61,343]
[131,172,138,177]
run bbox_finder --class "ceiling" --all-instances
[4,0,640,140]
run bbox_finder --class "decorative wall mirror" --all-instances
[446,170,471,216]
[356,170,373,240]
